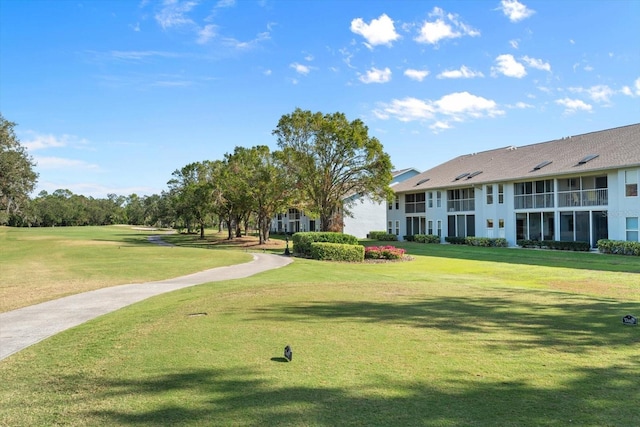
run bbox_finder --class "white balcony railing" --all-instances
[557,189,608,207]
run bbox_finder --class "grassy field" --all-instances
[1,227,639,426]
[0,226,253,312]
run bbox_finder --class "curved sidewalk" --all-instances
[0,253,292,361]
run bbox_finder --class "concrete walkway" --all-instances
[0,252,292,361]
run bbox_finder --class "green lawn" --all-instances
[1,228,639,426]
[0,226,252,311]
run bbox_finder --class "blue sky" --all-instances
[1,0,639,198]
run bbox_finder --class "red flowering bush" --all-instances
[364,245,406,260]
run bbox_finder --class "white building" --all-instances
[389,124,640,247]
[271,168,421,238]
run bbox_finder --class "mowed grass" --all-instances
[0,226,252,311]
[1,229,639,426]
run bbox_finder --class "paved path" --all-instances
[0,252,292,361]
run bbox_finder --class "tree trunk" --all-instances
[199,221,205,239]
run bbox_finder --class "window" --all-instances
[389,195,400,210]
[486,185,494,205]
[514,179,554,209]
[428,192,433,208]
[437,220,442,237]
[406,216,426,236]
[395,220,400,236]
[498,184,504,204]
[626,170,638,197]
[448,214,475,237]
[487,219,494,228]
[499,219,504,229]
[436,191,442,208]
[405,193,426,213]
[447,188,475,211]
[388,221,392,234]
[627,217,639,241]
[428,220,433,235]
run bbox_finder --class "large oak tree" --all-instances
[0,114,38,223]
[273,108,393,232]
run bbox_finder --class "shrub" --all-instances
[368,231,397,241]
[598,239,640,256]
[364,245,406,260]
[413,234,441,244]
[517,239,591,251]
[466,237,508,247]
[310,242,364,262]
[444,236,467,245]
[292,232,360,256]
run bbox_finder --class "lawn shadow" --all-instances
[65,361,639,426]
[253,290,640,353]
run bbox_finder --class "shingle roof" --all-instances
[394,123,640,193]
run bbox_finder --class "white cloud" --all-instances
[374,97,435,122]
[374,91,503,131]
[569,85,616,103]
[429,121,452,132]
[359,67,392,84]
[587,85,614,103]
[290,62,312,75]
[555,98,592,113]
[509,39,519,49]
[34,156,100,171]
[22,132,88,151]
[222,31,270,50]
[508,101,534,109]
[521,55,551,71]
[155,0,198,29]
[437,65,484,79]
[415,7,480,45]
[635,77,640,95]
[109,50,182,61]
[350,13,400,48]
[215,0,235,7]
[435,92,503,118]
[404,68,429,81]
[197,24,217,44]
[492,54,526,78]
[499,0,535,22]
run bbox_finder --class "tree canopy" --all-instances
[0,114,38,223]
[273,108,393,231]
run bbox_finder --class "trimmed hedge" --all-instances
[517,239,591,252]
[364,245,406,260]
[445,236,467,245]
[292,232,360,256]
[414,234,441,244]
[466,237,508,247]
[310,242,365,262]
[597,239,640,256]
[368,231,398,241]
[445,236,508,247]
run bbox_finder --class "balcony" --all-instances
[447,199,475,212]
[558,189,608,207]
[514,193,554,209]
